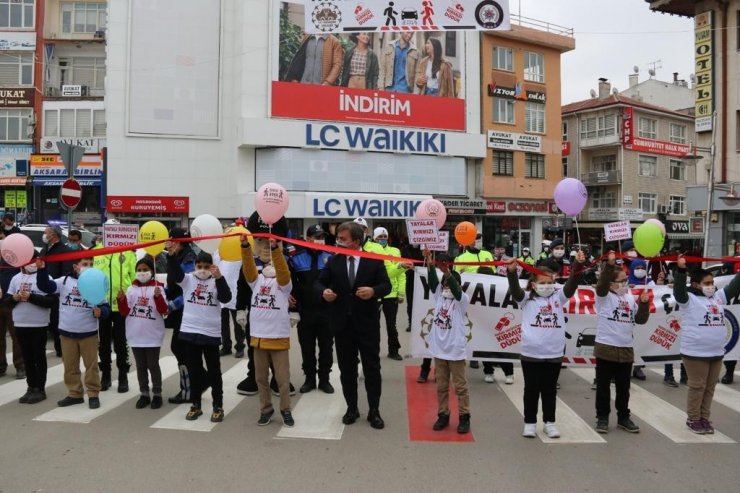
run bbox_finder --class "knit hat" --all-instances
[353,217,368,229]
[373,227,388,239]
[550,238,564,248]
[306,224,325,238]
[623,240,635,251]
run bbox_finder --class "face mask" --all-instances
[136,271,152,283]
[627,251,638,258]
[633,269,646,279]
[522,252,530,257]
[543,247,550,253]
[534,284,555,298]
[442,288,454,299]
[193,269,211,280]
[262,265,276,278]
[78,266,90,275]
[335,240,348,249]
[378,239,388,247]
[702,285,716,297]
[24,264,37,274]
[552,249,565,259]
[3,225,11,231]
[313,239,325,245]
[42,234,49,244]
[474,239,483,250]
[614,284,629,296]
[68,243,80,251]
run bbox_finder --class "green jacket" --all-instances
[378,244,406,299]
[92,246,136,312]
[454,249,493,274]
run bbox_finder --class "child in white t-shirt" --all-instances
[506,252,585,439]
[424,250,471,434]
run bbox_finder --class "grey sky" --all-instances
[514,0,695,104]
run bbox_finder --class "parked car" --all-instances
[19,224,96,252]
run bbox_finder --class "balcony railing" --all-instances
[580,170,621,186]
[45,85,104,98]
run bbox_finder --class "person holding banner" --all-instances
[674,256,740,434]
[593,252,651,434]
[507,253,585,439]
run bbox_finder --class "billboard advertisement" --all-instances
[273,0,467,131]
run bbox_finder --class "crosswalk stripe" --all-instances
[648,367,740,416]
[33,356,179,424]
[150,360,249,432]
[571,368,735,443]
[0,361,64,407]
[497,372,606,444]
[276,365,345,440]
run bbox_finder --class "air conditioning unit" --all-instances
[80,85,89,97]
[658,205,669,214]
[93,30,105,39]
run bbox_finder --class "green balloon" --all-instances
[633,223,665,257]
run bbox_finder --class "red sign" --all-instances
[106,196,190,214]
[622,106,634,146]
[271,81,465,132]
[487,201,506,213]
[562,141,571,156]
[60,178,82,210]
[622,106,690,157]
[487,200,556,215]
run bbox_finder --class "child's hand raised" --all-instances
[574,250,586,265]
[677,256,686,269]
[210,265,222,279]
[607,251,616,265]
[507,258,518,273]
[639,290,650,304]
[35,258,45,270]
[240,235,251,248]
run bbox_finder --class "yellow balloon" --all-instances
[219,226,252,261]
[139,221,169,256]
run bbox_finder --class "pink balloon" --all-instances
[553,178,588,216]
[645,218,666,237]
[255,182,289,225]
[1,233,34,267]
[415,199,447,229]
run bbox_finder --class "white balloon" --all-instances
[190,214,223,254]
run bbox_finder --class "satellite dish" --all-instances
[689,73,696,83]
[612,87,619,95]
[633,65,639,74]
[648,68,656,77]
[590,89,597,98]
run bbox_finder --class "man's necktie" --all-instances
[348,256,356,287]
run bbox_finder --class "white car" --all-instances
[19,224,96,252]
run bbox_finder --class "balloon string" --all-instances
[574,216,582,247]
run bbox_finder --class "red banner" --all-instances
[270,81,466,131]
[622,106,634,146]
[106,196,189,214]
[622,106,690,157]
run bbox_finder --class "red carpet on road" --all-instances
[405,366,475,443]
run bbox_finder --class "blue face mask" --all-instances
[68,243,80,251]
[378,239,388,247]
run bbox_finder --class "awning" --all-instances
[666,233,704,240]
[32,178,101,187]
[0,177,28,185]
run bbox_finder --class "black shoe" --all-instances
[318,380,335,394]
[469,361,480,369]
[595,418,609,434]
[405,327,411,332]
[88,397,100,409]
[432,413,450,431]
[234,350,244,359]
[721,373,734,384]
[236,377,258,396]
[617,417,640,433]
[367,409,385,429]
[632,367,646,381]
[151,395,163,409]
[281,410,295,427]
[680,376,688,385]
[219,347,232,357]
[417,368,429,383]
[19,387,33,404]
[117,380,129,393]
[57,396,84,407]
[27,389,46,404]
[135,395,151,409]
[101,375,111,391]
[270,378,296,396]
[15,368,25,380]
[457,413,471,434]
[257,409,275,426]
[388,353,403,361]
[168,392,189,404]
[300,377,316,394]
[663,377,679,388]
[342,407,360,425]
[55,349,62,357]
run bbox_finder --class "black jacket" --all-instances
[40,241,73,279]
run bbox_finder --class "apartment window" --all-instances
[43,108,105,137]
[669,123,686,144]
[669,195,686,215]
[591,154,617,172]
[638,155,657,177]
[0,0,34,28]
[492,150,513,176]
[670,159,685,180]
[592,191,616,209]
[562,122,568,141]
[525,153,545,178]
[579,114,616,139]
[493,46,513,71]
[562,157,568,177]
[493,98,514,124]
[638,117,657,139]
[523,51,544,83]
[0,109,31,141]
[525,102,545,133]
[61,2,107,34]
[58,57,105,89]
[638,192,657,213]
[0,53,32,85]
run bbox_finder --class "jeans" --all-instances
[595,358,632,420]
[520,360,561,424]
[98,312,130,379]
[132,347,162,395]
[220,308,245,352]
[183,340,222,408]
[16,326,47,389]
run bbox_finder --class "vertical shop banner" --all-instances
[694,11,714,132]
[410,269,740,364]
[622,106,634,148]
[274,1,467,131]
[15,190,26,208]
[4,190,15,208]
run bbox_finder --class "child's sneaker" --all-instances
[484,374,495,384]
[595,418,609,434]
[505,375,514,385]
[211,407,225,423]
[686,418,706,434]
[186,406,202,421]
[543,422,560,438]
[522,423,536,438]
[281,410,295,427]
[618,417,640,433]
[257,409,275,426]
[701,418,715,434]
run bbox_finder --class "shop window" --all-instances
[638,192,657,213]
[0,53,33,85]
[0,0,34,28]
[670,159,685,180]
[562,121,568,141]
[669,195,686,215]
[492,150,513,176]
[0,109,32,141]
[44,108,104,138]
[638,155,657,177]
[493,46,513,71]
[524,153,545,179]
[525,102,545,133]
[61,2,107,34]
[523,51,544,83]
[562,157,568,177]
[493,98,514,124]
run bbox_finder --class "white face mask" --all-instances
[24,264,37,274]
[442,288,454,299]
[633,269,647,279]
[335,240,348,248]
[136,271,152,283]
[534,283,555,297]
[262,265,276,278]
[552,248,565,259]
[193,269,211,280]
[474,239,483,250]
[626,251,638,258]
[313,239,325,245]
[614,284,629,296]
[77,265,90,275]
[42,234,49,244]
[702,285,716,297]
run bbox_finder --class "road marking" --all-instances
[276,365,345,440]
[650,367,740,416]
[0,362,63,407]
[34,356,178,424]
[571,368,735,443]
[150,360,248,432]
[498,371,605,444]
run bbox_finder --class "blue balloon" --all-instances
[77,268,109,306]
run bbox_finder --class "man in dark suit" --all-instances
[316,221,391,429]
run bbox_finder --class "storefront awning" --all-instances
[32,178,101,187]
[666,233,704,240]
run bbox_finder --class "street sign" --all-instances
[56,142,85,177]
[59,178,82,210]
